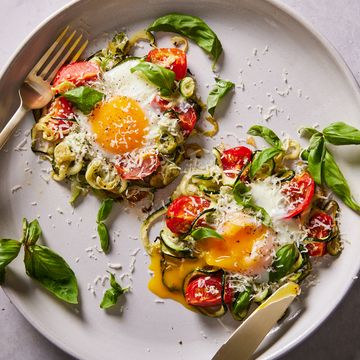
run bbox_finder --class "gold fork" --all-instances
[0,27,88,150]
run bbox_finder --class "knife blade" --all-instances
[212,282,300,360]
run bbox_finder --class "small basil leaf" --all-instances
[97,223,110,253]
[269,243,299,282]
[323,122,360,145]
[233,181,272,226]
[207,78,235,116]
[191,227,223,240]
[247,125,282,149]
[0,239,21,269]
[100,273,128,309]
[24,245,78,304]
[299,127,321,138]
[232,181,252,206]
[22,218,28,242]
[232,288,251,319]
[64,86,104,114]
[25,219,42,246]
[148,13,223,66]
[130,61,175,95]
[307,133,326,184]
[97,198,114,223]
[249,148,282,179]
[250,205,272,227]
[323,150,360,212]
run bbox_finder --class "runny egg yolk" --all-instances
[148,217,275,305]
[90,96,149,154]
[197,220,274,275]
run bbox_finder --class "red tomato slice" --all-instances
[147,48,187,80]
[166,195,211,235]
[308,212,333,239]
[282,172,315,219]
[185,275,232,307]
[116,152,160,180]
[175,105,198,136]
[150,95,171,112]
[221,146,253,178]
[306,242,327,257]
[52,61,100,87]
[49,97,74,119]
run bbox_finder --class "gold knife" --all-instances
[212,282,300,360]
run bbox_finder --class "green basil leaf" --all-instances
[130,61,175,96]
[207,78,235,116]
[249,148,282,178]
[100,273,128,309]
[0,239,21,269]
[233,289,251,318]
[24,245,78,304]
[97,198,114,223]
[97,223,110,253]
[148,13,223,66]
[64,86,104,114]
[299,127,321,138]
[307,133,326,184]
[323,122,360,145]
[232,181,252,205]
[22,218,28,242]
[250,205,272,227]
[269,243,299,282]
[232,181,272,226]
[323,150,360,212]
[247,125,282,149]
[25,219,42,246]
[191,227,223,240]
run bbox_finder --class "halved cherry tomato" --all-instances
[147,48,187,80]
[308,212,333,239]
[150,95,171,112]
[175,105,198,136]
[185,275,232,307]
[116,152,160,180]
[49,97,74,119]
[221,146,253,178]
[306,242,327,257]
[52,61,100,87]
[282,172,315,219]
[166,195,211,234]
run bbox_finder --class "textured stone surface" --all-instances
[0,1,359,359]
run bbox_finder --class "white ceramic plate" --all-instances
[1,1,360,359]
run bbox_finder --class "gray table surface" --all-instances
[1,0,360,359]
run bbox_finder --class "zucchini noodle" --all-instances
[85,158,127,194]
[52,142,82,181]
[127,30,156,52]
[184,143,204,159]
[141,205,168,253]
[196,115,219,137]
[171,36,189,52]
[283,138,301,160]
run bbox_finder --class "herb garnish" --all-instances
[97,198,114,253]
[0,219,78,304]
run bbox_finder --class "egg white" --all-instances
[75,59,184,159]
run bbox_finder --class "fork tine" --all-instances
[31,26,69,74]
[39,30,77,78]
[70,39,88,63]
[45,36,86,83]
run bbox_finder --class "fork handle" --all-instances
[0,104,28,151]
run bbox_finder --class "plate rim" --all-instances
[1,0,360,359]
